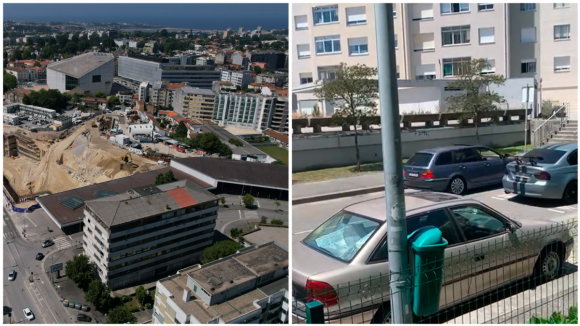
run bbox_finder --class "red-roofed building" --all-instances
[82,97,108,110]
[262,129,289,148]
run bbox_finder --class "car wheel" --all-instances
[562,180,577,205]
[533,244,563,283]
[372,303,392,324]
[448,177,466,195]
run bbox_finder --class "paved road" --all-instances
[215,194,288,235]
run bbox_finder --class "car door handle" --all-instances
[474,255,485,262]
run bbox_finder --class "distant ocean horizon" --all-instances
[121,29,211,34]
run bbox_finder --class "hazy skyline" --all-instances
[3,3,288,31]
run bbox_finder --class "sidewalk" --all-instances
[293,173,384,205]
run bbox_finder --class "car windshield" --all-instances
[523,149,567,164]
[406,153,434,167]
[302,211,380,262]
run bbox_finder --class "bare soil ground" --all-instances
[4,120,165,196]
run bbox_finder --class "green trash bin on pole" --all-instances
[407,226,448,317]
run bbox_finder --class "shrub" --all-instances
[145,303,152,309]
[129,306,140,313]
[271,219,284,226]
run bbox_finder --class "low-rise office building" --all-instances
[221,70,254,88]
[174,87,216,120]
[153,242,289,324]
[47,52,115,95]
[82,179,219,289]
[4,103,57,118]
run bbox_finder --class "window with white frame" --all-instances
[348,37,369,56]
[520,4,536,11]
[295,15,308,30]
[415,64,437,80]
[554,25,571,40]
[393,4,397,17]
[554,3,569,8]
[442,57,471,77]
[481,59,496,74]
[440,3,470,14]
[413,33,435,52]
[520,27,536,43]
[478,3,493,11]
[442,25,471,46]
[299,73,313,85]
[521,59,536,73]
[299,100,317,115]
[297,44,311,59]
[479,27,495,44]
[318,66,338,80]
[394,34,398,48]
[346,6,367,26]
[554,56,571,72]
[315,35,341,55]
[313,5,339,25]
[412,4,434,20]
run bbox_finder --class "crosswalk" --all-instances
[3,231,17,239]
[53,236,72,250]
[244,210,259,220]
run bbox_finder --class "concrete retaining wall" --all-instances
[293,123,526,172]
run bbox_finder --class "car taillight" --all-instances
[535,171,551,180]
[306,280,338,306]
[403,170,407,177]
[421,170,435,179]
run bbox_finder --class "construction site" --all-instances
[3,115,168,202]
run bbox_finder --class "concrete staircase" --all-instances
[548,120,578,144]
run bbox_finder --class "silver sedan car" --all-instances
[292,191,574,323]
[503,143,577,204]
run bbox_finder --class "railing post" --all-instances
[305,300,325,324]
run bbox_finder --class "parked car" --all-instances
[42,239,54,248]
[292,190,574,323]
[8,270,16,281]
[158,161,167,165]
[404,145,514,195]
[503,143,577,204]
[35,253,44,260]
[77,314,91,322]
[75,302,82,310]
[23,308,34,321]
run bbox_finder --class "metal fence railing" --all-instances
[531,104,569,147]
[292,219,577,324]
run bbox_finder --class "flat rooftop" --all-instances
[37,167,212,227]
[243,226,289,248]
[189,258,257,294]
[47,52,114,78]
[172,157,288,190]
[181,87,216,96]
[234,242,289,276]
[193,124,266,156]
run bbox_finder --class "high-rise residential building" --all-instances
[47,52,115,95]
[82,180,219,290]
[220,70,255,88]
[212,92,279,131]
[173,87,216,120]
[151,80,170,107]
[269,97,289,133]
[292,3,578,116]
[152,242,289,324]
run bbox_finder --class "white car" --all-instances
[158,161,167,165]
[23,308,34,321]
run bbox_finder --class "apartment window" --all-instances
[442,25,471,46]
[396,66,400,79]
[92,75,101,83]
[441,3,470,14]
[313,5,339,25]
[479,27,495,44]
[415,64,436,80]
[297,44,311,59]
[393,5,397,18]
[295,15,308,31]
[554,25,571,40]
[443,57,471,77]
[348,37,369,56]
[346,6,366,25]
[554,3,569,8]
[315,35,341,55]
[412,4,434,20]
[520,4,536,11]
[521,28,536,43]
[521,59,536,73]
[299,100,317,116]
[554,56,571,72]
[478,3,493,11]
[318,67,338,80]
[481,59,496,74]
[394,34,398,48]
[413,33,435,52]
[299,73,313,85]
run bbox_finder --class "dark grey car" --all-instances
[404,145,513,195]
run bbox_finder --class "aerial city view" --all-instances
[291,3,577,325]
[3,3,289,324]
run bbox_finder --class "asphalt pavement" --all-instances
[215,194,288,236]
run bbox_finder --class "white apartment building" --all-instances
[293,3,578,116]
[212,92,278,131]
[220,70,255,88]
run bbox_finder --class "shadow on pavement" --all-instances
[508,195,573,208]
[212,230,231,243]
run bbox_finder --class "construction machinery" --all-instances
[47,139,54,144]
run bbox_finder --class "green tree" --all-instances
[47,37,57,46]
[33,61,41,67]
[4,73,17,92]
[26,38,34,46]
[94,90,107,98]
[107,305,136,324]
[230,227,242,239]
[272,160,285,165]
[77,40,88,51]
[154,173,165,186]
[108,95,121,107]
[64,254,95,291]
[260,216,268,224]
[10,49,22,61]
[22,50,32,60]
[271,219,284,226]
[220,197,226,205]
[175,121,188,138]
[242,194,255,206]
[164,170,178,183]
[160,29,169,37]
[445,58,506,144]
[253,66,262,74]
[315,63,379,172]
[274,201,281,211]
[37,38,46,47]
[71,35,79,44]
[201,240,244,264]
[64,42,77,54]
[72,93,82,105]
[135,285,147,305]
[57,34,69,48]
[101,37,116,50]
[84,279,111,311]
[228,138,243,147]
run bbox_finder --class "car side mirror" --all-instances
[508,224,518,233]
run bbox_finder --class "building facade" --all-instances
[292,3,578,116]
[47,52,115,95]
[220,70,255,88]
[212,92,287,132]
[82,180,219,290]
[173,87,216,120]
